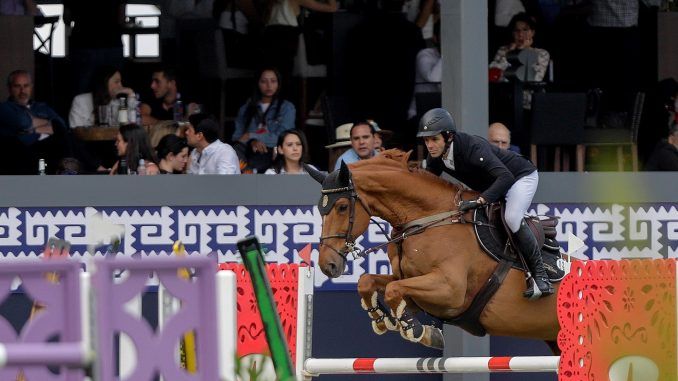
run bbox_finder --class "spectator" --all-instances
[372,121,394,152]
[645,123,678,171]
[488,122,521,153]
[63,0,125,96]
[325,122,352,171]
[233,68,296,173]
[0,70,70,174]
[110,124,160,175]
[265,130,315,174]
[0,0,39,15]
[156,134,189,174]
[140,66,197,125]
[402,0,437,41]
[186,113,241,174]
[69,66,136,128]
[213,0,262,69]
[262,0,338,92]
[408,19,441,120]
[489,12,550,96]
[333,120,379,170]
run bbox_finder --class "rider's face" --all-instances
[424,134,447,158]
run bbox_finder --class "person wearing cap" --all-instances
[418,107,552,300]
[333,120,379,170]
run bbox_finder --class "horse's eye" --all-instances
[337,204,348,212]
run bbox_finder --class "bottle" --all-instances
[117,95,129,125]
[173,92,184,123]
[134,93,142,125]
[137,159,146,175]
[118,159,128,175]
[38,158,46,175]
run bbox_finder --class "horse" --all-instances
[306,149,562,351]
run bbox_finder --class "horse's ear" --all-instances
[338,161,351,186]
[305,164,326,184]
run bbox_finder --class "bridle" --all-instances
[318,181,388,261]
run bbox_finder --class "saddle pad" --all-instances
[473,208,567,282]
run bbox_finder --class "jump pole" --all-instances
[303,356,560,376]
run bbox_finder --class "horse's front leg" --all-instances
[357,274,399,334]
[384,271,461,349]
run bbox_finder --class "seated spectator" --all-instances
[187,113,241,174]
[69,66,136,128]
[0,0,39,15]
[156,134,189,174]
[0,69,70,174]
[488,122,521,153]
[372,121,394,152]
[233,67,295,173]
[110,124,160,175]
[325,122,352,171]
[140,66,197,125]
[403,0,437,41]
[489,12,549,108]
[408,19,441,120]
[645,123,678,171]
[265,130,316,174]
[333,120,379,170]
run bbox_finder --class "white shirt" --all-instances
[408,47,442,119]
[188,140,241,175]
[264,164,317,174]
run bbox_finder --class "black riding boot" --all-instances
[513,221,554,300]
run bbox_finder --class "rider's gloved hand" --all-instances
[458,197,485,212]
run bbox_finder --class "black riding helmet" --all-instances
[417,108,457,137]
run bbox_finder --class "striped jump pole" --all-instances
[303,356,560,376]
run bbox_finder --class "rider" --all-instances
[418,108,553,299]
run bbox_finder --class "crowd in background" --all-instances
[0,0,676,175]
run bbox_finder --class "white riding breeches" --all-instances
[504,170,539,233]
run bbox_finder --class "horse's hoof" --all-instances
[372,321,387,335]
[420,326,445,349]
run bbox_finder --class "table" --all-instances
[72,126,120,142]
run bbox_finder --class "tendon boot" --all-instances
[513,221,554,300]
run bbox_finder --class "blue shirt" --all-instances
[0,99,67,145]
[333,149,379,171]
[232,99,295,148]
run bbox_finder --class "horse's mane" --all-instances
[349,149,459,190]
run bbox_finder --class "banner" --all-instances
[0,203,676,290]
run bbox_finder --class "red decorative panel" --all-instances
[218,263,300,365]
[557,259,676,381]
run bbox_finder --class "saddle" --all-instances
[473,203,566,282]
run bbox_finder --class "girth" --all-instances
[443,260,512,336]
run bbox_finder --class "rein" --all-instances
[320,182,497,260]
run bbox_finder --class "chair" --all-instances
[530,92,588,171]
[321,95,356,145]
[33,15,59,103]
[581,92,645,171]
[294,34,327,123]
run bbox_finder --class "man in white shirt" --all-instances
[186,114,240,174]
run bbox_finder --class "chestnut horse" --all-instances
[306,150,560,350]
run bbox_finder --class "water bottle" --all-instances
[38,158,46,175]
[173,92,184,123]
[134,93,142,125]
[137,159,146,175]
[117,94,129,125]
[118,159,128,175]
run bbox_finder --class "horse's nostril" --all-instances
[328,262,337,274]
